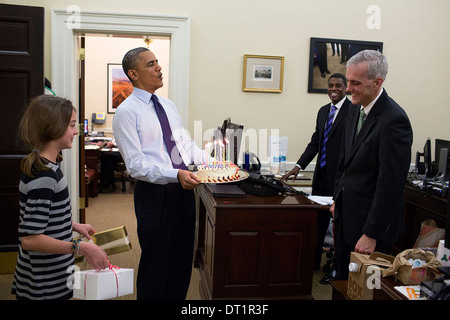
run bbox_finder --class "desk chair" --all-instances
[114,162,135,191]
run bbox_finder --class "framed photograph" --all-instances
[243,55,284,93]
[107,63,133,113]
[308,37,383,94]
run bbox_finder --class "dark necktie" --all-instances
[356,108,366,137]
[319,105,336,168]
[151,94,187,170]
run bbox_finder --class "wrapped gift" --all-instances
[73,265,134,300]
[437,240,450,266]
[90,226,132,255]
[74,226,132,263]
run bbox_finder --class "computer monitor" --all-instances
[219,118,244,165]
[424,138,433,177]
[416,138,433,177]
[435,139,450,179]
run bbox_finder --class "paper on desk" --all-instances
[307,195,333,205]
[394,286,424,300]
[85,144,100,150]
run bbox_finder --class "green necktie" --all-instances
[356,108,366,136]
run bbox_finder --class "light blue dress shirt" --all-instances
[112,87,206,184]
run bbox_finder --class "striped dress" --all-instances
[12,161,74,300]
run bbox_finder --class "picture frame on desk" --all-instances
[308,37,383,94]
[107,63,132,114]
[243,55,284,93]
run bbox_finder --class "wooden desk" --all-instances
[373,277,408,300]
[331,277,408,300]
[195,184,320,300]
[85,147,100,198]
[393,185,447,253]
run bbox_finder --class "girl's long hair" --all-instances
[19,95,76,177]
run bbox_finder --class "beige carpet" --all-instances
[0,180,331,300]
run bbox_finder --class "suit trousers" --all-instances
[334,195,392,280]
[312,165,333,270]
[133,180,196,300]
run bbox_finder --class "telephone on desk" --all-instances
[239,172,306,197]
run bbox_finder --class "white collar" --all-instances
[362,88,383,115]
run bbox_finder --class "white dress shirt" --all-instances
[112,87,206,184]
[361,88,384,116]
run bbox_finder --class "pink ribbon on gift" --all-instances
[83,263,121,299]
[108,263,120,298]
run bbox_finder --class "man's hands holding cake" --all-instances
[178,169,201,189]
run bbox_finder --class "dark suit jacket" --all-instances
[297,97,355,196]
[334,90,413,247]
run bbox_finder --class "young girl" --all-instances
[12,95,109,300]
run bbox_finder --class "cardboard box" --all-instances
[73,267,134,300]
[347,252,394,300]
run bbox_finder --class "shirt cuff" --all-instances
[165,168,181,183]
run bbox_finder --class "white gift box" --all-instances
[437,240,450,267]
[73,267,134,300]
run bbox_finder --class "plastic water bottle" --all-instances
[271,155,280,174]
[279,151,286,175]
[244,151,250,171]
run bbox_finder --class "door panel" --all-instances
[0,4,44,251]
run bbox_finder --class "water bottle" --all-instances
[271,155,280,174]
[279,151,286,175]
[244,151,250,171]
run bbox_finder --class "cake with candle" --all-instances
[196,161,240,183]
[197,140,241,183]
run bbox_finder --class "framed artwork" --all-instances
[107,63,133,113]
[308,37,383,93]
[243,55,284,93]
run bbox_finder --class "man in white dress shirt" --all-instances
[113,47,205,300]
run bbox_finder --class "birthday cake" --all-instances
[197,162,240,183]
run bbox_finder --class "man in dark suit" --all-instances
[331,50,413,280]
[282,73,355,275]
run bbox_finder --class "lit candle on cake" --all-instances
[224,138,230,163]
[214,140,218,165]
[219,140,225,166]
[205,142,211,167]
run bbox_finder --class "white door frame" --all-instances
[51,9,191,220]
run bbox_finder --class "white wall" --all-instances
[6,0,450,164]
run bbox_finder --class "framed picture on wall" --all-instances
[308,37,383,93]
[107,63,133,113]
[243,55,284,93]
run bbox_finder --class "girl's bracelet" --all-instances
[71,239,82,255]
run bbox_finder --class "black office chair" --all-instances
[113,162,135,192]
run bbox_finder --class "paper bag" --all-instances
[75,226,132,263]
[384,249,442,285]
[73,266,134,300]
[347,252,395,300]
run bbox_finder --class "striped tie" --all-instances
[319,105,336,168]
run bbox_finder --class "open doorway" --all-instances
[78,33,170,220]
[81,34,170,135]
[51,9,191,222]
